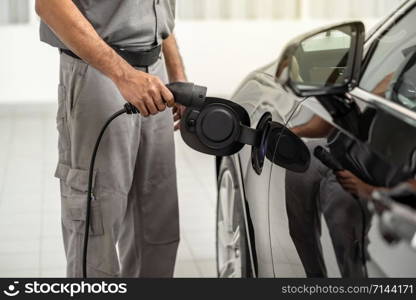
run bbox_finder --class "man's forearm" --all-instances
[162,34,187,82]
[35,0,133,83]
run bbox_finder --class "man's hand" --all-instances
[336,170,375,199]
[173,104,186,131]
[113,69,174,116]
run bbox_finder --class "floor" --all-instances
[0,103,217,278]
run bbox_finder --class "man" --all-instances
[35,0,186,278]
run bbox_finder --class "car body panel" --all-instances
[230,62,341,277]
[219,0,416,278]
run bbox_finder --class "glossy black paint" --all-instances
[216,0,416,278]
[265,123,310,173]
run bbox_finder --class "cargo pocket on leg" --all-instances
[55,163,103,236]
[55,163,117,276]
[61,195,104,237]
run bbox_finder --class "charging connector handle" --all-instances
[166,82,207,108]
[314,146,343,172]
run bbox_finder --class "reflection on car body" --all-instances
[213,0,416,278]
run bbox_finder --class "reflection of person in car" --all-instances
[286,116,369,278]
[372,73,395,98]
[276,54,303,82]
[374,46,416,102]
[336,47,416,198]
[287,109,416,278]
[337,170,416,201]
[284,55,416,277]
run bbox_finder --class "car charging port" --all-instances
[252,113,272,175]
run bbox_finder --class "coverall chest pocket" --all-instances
[55,163,104,236]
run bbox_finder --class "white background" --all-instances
[0,0,403,103]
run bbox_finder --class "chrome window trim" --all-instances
[350,87,416,126]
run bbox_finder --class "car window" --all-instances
[360,6,416,110]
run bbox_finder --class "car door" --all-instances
[237,70,342,278]
[268,23,368,277]
[232,63,304,277]
[347,2,416,277]
[276,1,416,278]
[266,97,344,278]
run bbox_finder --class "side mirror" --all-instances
[276,22,365,97]
[265,122,311,173]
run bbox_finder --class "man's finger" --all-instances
[144,97,158,115]
[154,93,167,112]
[338,174,354,181]
[134,101,149,117]
[343,184,357,193]
[160,84,175,107]
[173,113,181,122]
[336,170,349,177]
[339,179,355,185]
[148,86,166,112]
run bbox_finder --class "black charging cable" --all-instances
[83,103,139,278]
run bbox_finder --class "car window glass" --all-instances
[360,6,416,110]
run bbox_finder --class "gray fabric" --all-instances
[40,0,176,51]
[285,141,370,278]
[56,53,179,278]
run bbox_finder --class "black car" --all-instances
[210,0,416,277]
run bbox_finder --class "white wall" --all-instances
[0,24,59,103]
[0,0,59,104]
[176,0,405,20]
[0,18,382,104]
[175,19,379,98]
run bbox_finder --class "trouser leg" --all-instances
[117,110,180,277]
[285,141,328,277]
[286,140,371,278]
[320,173,368,278]
[56,53,142,277]
[117,58,180,278]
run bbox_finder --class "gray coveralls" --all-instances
[39,0,179,278]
